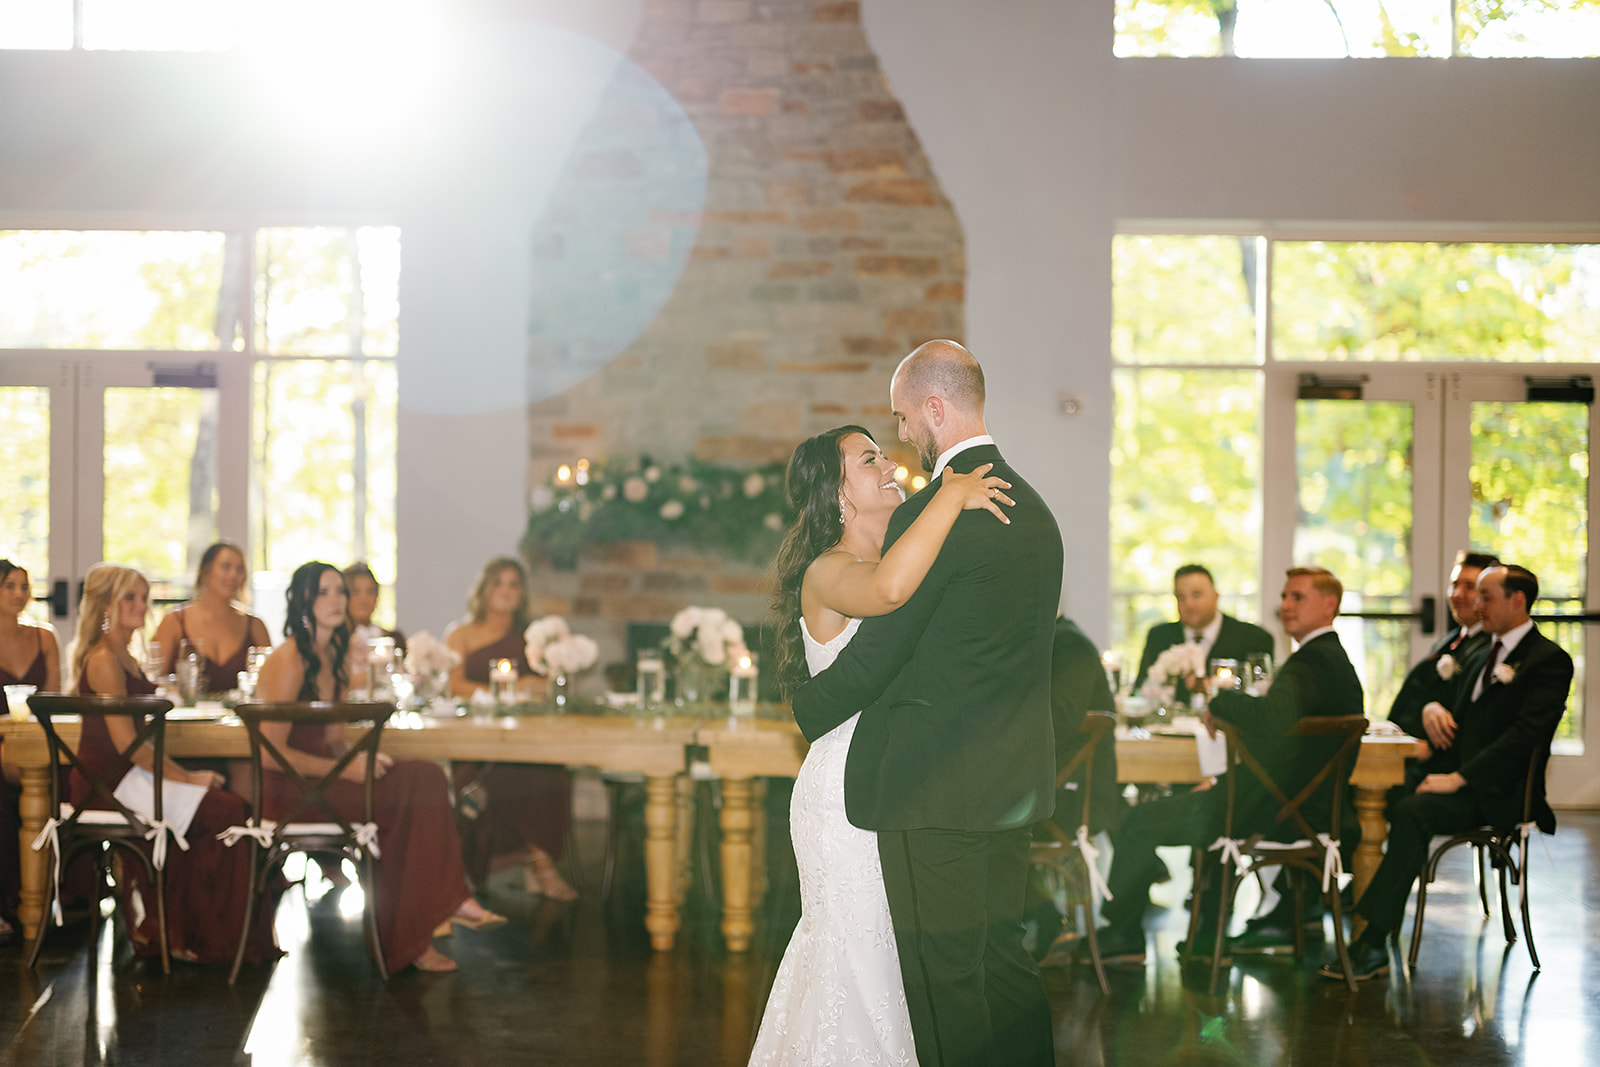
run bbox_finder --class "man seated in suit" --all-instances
[1095,567,1363,965]
[1323,564,1573,983]
[1133,564,1275,709]
[1387,550,1501,802]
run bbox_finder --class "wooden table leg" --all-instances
[748,778,767,902]
[1353,784,1388,905]
[644,774,682,951]
[17,763,51,941]
[720,776,755,952]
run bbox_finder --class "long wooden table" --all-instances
[0,711,701,949]
[697,718,1417,952]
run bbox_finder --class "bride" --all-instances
[750,424,1014,1066]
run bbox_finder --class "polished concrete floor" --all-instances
[5,799,1600,1066]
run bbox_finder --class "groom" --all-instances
[793,340,1063,1067]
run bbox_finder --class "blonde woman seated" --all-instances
[255,561,505,973]
[153,542,271,694]
[70,562,278,965]
[444,557,576,900]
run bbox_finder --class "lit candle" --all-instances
[1215,666,1234,689]
[490,658,517,704]
[729,652,759,715]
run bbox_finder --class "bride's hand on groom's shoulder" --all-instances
[940,463,1014,524]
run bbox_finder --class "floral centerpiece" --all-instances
[663,606,749,703]
[403,631,461,708]
[525,615,600,707]
[1139,642,1207,708]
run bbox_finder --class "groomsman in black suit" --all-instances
[1386,550,1500,796]
[793,340,1063,1067]
[1132,564,1275,707]
[1324,564,1573,982]
[1096,567,1364,964]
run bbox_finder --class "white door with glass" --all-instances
[1268,365,1597,806]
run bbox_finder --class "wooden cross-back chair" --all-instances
[26,694,177,974]
[1188,714,1368,994]
[1029,710,1118,995]
[1406,747,1546,970]
[225,701,394,982]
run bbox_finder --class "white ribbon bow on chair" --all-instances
[354,822,382,859]
[1074,825,1114,903]
[30,817,65,927]
[217,821,278,848]
[1207,836,1250,877]
[144,819,191,871]
[1316,833,1343,894]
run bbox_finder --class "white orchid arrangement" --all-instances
[664,605,749,669]
[524,615,600,678]
[1139,642,1207,705]
[404,631,461,676]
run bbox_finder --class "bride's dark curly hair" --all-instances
[768,425,875,698]
[284,561,351,701]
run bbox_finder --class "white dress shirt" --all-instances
[1471,618,1535,702]
[931,434,996,480]
[1186,612,1225,663]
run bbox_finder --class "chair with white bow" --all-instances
[1029,710,1118,995]
[1406,748,1546,971]
[1188,714,1368,993]
[26,693,177,974]
[225,701,394,983]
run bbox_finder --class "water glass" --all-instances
[1100,648,1124,696]
[5,684,35,722]
[145,640,164,682]
[636,650,665,710]
[1246,653,1274,696]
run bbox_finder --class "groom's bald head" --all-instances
[890,340,988,472]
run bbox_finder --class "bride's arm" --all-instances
[806,464,1013,619]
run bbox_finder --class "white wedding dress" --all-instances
[748,616,916,1067]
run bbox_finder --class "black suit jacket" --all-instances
[791,444,1064,832]
[1050,616,1122,834]
[1208,631,1365,841]
[1133,615,1275,705]
[1450,625,1572,834]
[1387,627,1493,776]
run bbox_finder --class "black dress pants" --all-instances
[1101,788,1221,933]
[878,825,1053,1067]
[1355,789,1487,936]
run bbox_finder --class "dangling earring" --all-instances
[302,613,313,633]
[839,497,847,526]
[101,613,110,633]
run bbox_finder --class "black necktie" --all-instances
[1191,634,1202,644]
[1479,639,1504,696]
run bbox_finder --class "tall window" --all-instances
[1115,0,1600,57]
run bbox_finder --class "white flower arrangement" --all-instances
[1436,654,1459,681]
[1493,662,1516,685]
[404,631,461,676]
[664,605,749,668]
[1139,641,1207,705]
[524,615,600,678]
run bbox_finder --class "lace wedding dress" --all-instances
[748,617,916,1067]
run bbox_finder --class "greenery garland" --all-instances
[522,455,792,569]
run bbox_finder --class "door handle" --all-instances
[1419,595,1436,636]
[50,579,69,618]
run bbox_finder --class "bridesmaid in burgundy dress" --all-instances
[344,561,405,656]
[255,561,505,974]
[152,542,271,695]
[0,559,59,942]
[68,562,278,965]
[445,557,576,899]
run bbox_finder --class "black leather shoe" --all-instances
[1176,930,1231,965]
[1092,925,1146,965]
[1318,938,1390,982]
[1231,923,1298,956]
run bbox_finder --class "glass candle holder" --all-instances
[636,650,665,710]
[489,658,518,704]
[729,652,759,716]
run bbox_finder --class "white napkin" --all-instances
[112,767,209,839]
[1185,719,1229,778]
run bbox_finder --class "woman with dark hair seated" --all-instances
[255,561,504,973]
[1,559,60,944]
[153,541,271,694]
[70,562,279,965]
[444,556,575,900]
[344,561,405,655]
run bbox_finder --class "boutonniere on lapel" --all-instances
[1492,663,1517,685]
[1436,655,1459,680]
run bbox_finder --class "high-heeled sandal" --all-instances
[413,946,458,973]
[450,907,508,931]
[524,850,578,901]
